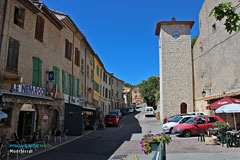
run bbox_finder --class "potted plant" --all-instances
[140,131,171,155]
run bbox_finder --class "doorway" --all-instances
[180,103,187,114]
[51,109,59,129]
[17,104,36,139]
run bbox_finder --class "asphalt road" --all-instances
[28,112,142,160]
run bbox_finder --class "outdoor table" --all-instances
[227,131,239,147]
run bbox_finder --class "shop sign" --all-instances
[12,84,45,96]
[1,75,21,84]
[42,113,48,122]
[64,94,86,105]
[48,71,54,83]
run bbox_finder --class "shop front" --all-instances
[0,84,53,138]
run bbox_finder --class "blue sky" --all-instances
[43,0,204,85]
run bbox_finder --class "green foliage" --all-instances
[209,2,240,33]
[213,121,230,131]
[124,82,135,88]
[191,35,198,48]
[139,77,159,107]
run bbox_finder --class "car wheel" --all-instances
[170,128,174,134]
[183,130,191,137]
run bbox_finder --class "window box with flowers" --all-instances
[140,131,171,155]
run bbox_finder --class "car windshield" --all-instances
[168,116,178,121]
[185,117,197,124]
[173,116,183,123]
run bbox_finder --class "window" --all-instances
[208,117,218,123]
[0,108,12,126]
[86,86,89,101]
[103,86,104,97]
[91,69,94,80]
[109,77,111,85]
[100,69,102,79]
[105,88,108,98]
[32,57,42,86]
[72,76,75,96]
[87,65,89,78]
[53,66,60,91]
[62,70,66,93]
[81,59,84,73]
[77,78,80,97]
[196,118,206,125]
[109,90,111,99]
[116,91,118,98]
[7,37,19,72]
[14,6,25,28]
[65,39,72,60]
[180,117,192,124]
[103,71,105,81]
[35,15,44,42]
[212,23,216,34]
[75,48,80,66]
[105,74,107,83]
[97,66,99,76]
[94,81,99,92]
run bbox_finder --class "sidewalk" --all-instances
[109,111,240,160]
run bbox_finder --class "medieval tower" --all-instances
[155,18,194,122]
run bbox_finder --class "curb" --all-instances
[20,130,95,160]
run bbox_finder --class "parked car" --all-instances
[144,106,155,117]
[127,107,134,113]
[104,114,119,126]
[113,109,122,119]
[109,111,120,119]
[173,116,225,137]
[163,112,205,124]
[162,115,196,133]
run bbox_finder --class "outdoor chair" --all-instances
[35,132,47,149]
[0,142,10,160]
[12,132,24,144]
[196,128,205,142]
[54,130,61,143]
[60,129,68,141]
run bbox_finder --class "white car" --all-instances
[144,107,155,117]
[162,115,195,133]
[187,112,205,116]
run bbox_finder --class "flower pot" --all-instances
[205,136,218,145]
[150,142,160,151]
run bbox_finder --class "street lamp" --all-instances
[201,89,212,97]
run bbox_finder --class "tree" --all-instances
[191,35,198,48]
[209,2,240,33]
[124,82,135,88]
[139,77,160,107]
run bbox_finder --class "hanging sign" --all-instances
[42,113,49,122]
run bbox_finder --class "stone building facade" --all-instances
[131,87,143,104]
[123,86,131,107]
[193,0,240,128]
[111,75,124,110]
[155,19,194,122]
[0,0,123,137]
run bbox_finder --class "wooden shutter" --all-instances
[53,66,60,91]
[73,76,75,96]
[65,39,68,59]
[69,42,72,60]
[38,59,42,86]
[7,38,19,71]
[77,79,80,97]
[32,57,39,86]
[62,70,66,93]
[35,15,44,42]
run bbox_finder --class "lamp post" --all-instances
[201,89,212,97]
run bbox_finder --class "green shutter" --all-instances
[69,74,72,95]
[77,79,80,97]
[53,66,60,91]
[0,0,2,12]
[32,57,39,86]
[73,76,75,96]
[62,70,66,93]
[38,59,42,86]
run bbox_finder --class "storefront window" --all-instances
[0,108,12,126]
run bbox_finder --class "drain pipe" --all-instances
[0,0,8,57]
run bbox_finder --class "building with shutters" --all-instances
[0,0,123,137]
[111,74,124,110]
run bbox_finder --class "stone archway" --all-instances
[180,103,187,114]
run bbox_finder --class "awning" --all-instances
[0,110,8,120]
[82,106,96,111]
[209,97,240,110]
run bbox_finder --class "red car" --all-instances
[104,114,119,126]
[173,116,225,137]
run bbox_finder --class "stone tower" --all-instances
[155,18,194,122]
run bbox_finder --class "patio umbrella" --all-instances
[215,103,240,130]
[208,97,240,110]
[0,110,8,120]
